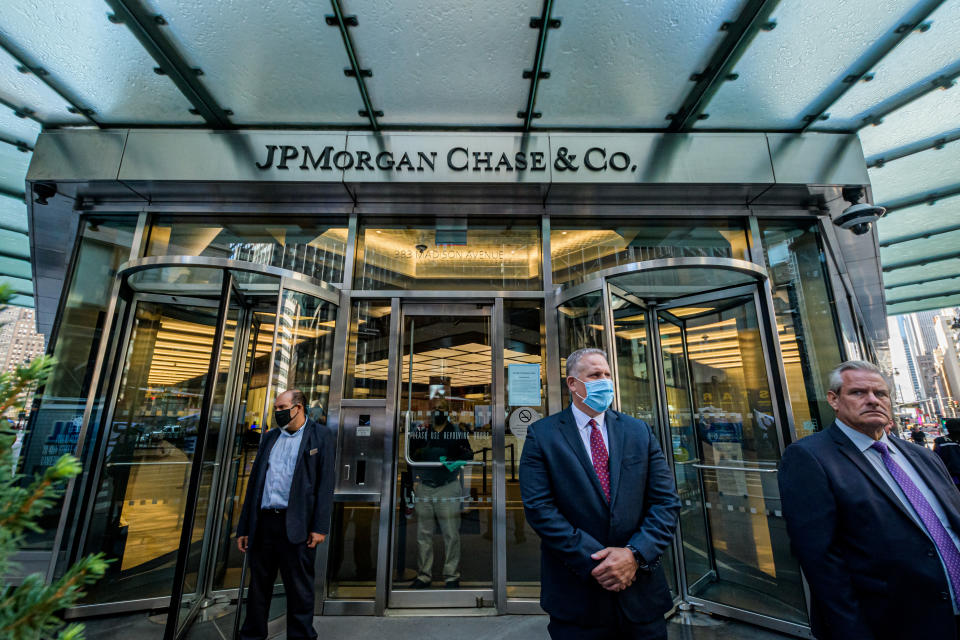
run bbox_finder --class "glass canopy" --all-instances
[0,0,957,313]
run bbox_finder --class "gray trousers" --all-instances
[414,480,462,582]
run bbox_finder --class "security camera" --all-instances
[32,183,57,206]
[835,187,885,235]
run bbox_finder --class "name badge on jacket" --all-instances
[309,448,318,456]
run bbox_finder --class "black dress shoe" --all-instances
[444,579,460,589]
[410,577,430,589]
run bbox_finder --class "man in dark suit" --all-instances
[236,389,335,640]
[779,360,960,640]
[519,348,680,640]
[935,418,960,486]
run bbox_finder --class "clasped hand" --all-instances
[590,547,638,592]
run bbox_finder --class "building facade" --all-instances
[19,129,885,639]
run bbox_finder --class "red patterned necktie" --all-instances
[588,418,610,502]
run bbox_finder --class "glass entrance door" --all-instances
[659,290,806,626]
[389,304,497,607]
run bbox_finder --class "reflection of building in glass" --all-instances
[0,307,47,414]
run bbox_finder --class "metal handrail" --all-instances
[692,463,777,474]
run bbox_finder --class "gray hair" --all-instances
[566,348,608,378]
[828,360,885,393]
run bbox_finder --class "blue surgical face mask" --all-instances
[574,377,615,413]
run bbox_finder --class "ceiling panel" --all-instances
[537,0,746,128]
[877,196,960,246]
[0,0,200,124]
[0,256,31,280]
[0,106,41,145]
[887,291,960,316]
[880,227,960,269]
[822,1,960,130]
[885,276,960,305]
[858,85,960,158]
[142,0,366,125]
[703,0,916,129]
[0,143,30,194]
[0,196,27,232]
[883,257,960,289]
[868,140,960,204]
[0,44,86,124]
[342,0,539,126]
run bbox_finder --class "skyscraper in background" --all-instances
[891,308,960,424]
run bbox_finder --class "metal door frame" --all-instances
[166,272,237,639]
[384,299,506,610]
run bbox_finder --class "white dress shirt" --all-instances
[571,403,608,459]
[837,420,960,612]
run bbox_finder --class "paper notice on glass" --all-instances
[508,363,541,407]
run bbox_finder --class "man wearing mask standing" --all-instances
[236,389,335,640]
[519,348,680,640]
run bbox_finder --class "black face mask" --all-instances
[433,411,447,426]
[274,407,294,428]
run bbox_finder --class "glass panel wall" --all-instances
[212,309,275,591]
[557,291,605,408]
[177,300,240,626]
[271,289,338,422]
[344,301,393,399]
[551,220,751,286]
[327,502,380,598]
[609,296,679,597]
[146,217,348,285]
[657,312,712,594]
[759,221,843,439]
[354,220,541,290]
[504,301,547,599]
[679,298,807,624]
[82,301,220,603]
[20,216,138,550]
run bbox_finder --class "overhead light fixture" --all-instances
[836,186,885,236]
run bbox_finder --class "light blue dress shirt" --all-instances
[261,425,305,509]
[837,420,960,612]
[571,403,609,458]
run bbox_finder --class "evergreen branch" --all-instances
[0,554,108,639]
[0,355,56,415]
[0,453,81,534]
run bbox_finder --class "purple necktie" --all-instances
[871,440,960,607]
[588,419,610,502]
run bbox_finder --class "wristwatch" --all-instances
[625,545,660,573]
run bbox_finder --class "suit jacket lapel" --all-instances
[558,408,608,505]
[291,420,314,480]
[891,437,960,531]
[830,423,918,524]
[606,410,625,508]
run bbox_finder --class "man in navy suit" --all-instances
[236,389,335,640]
[780,360,960,640]
[519,348,680,640]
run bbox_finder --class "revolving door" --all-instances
[61,257,339,640]
[556,258,810,637]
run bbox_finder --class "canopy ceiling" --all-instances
[0,0,958,314]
